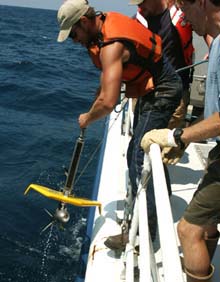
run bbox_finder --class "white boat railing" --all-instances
[149,144,184,282]
[124,143,184,282]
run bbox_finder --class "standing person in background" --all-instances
[130,0,211,128]
[141,0,220,279]
[130,0,213,180]
[57,0,182,248]
[130,0,195,129]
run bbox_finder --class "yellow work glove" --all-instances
[141,129,177,153]
[161,146,186,165]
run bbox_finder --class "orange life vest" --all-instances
[170,5,195,65]
[88,12,162,98]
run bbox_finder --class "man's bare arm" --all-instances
[181,112,220,143]
[78,42,127,128]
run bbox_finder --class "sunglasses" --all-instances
[69,28,77,39]
[68,21,81,40]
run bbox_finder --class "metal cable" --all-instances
[176,59,208,73]
[74,98,128,186]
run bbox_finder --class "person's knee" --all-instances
[177,218,188,241]
[177,218,204,243]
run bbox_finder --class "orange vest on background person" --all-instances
[88,12,162,98]
[169,5,195,66]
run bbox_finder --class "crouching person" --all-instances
[141,0,220,274]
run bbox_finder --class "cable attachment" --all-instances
[24,128,102,227]
[54,202,70,223]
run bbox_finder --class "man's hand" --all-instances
[78,113,91,128]
[161,146,185,165]
[141,128,177,153]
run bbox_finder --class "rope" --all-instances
[74,97,128,186]
[176,59,208,73]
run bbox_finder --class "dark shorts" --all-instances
[183,143,220,226]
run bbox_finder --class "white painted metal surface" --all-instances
[149,144,184,282]
[84,105,129,282]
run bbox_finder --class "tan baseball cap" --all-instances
[57,0,89,42]
[129,0,144,4]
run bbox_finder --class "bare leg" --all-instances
[177,218,217,276]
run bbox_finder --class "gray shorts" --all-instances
[183,143,220,226]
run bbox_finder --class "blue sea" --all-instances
[0,5,106,282]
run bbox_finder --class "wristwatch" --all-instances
[173,128,185,149]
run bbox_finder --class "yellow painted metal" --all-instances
[24,184,101,214]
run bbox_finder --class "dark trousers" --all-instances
[127,94,181,239]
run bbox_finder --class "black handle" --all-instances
[64,129,86,193]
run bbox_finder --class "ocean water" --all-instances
[0,5,105,282]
